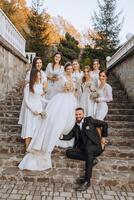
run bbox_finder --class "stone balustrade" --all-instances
[25,52,36,64]
[0,8,26,56]
[107,35,134,101]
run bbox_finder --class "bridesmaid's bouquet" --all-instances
[90,89,99,100]
[39,112,47,119]
[52,73,59,78]
[85,82,92,89]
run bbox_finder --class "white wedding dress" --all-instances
[45,63,64,99]
[18,75,77,171]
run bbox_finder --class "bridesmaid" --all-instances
[21,69,47,149]
[72,59,83,82]
[94,70,113,147]
[45,52,64,99]
[25,57,47,87]
[90,59,100,81]
[94,70,113,120]
[18,57,47,125]
[79,66,98,117]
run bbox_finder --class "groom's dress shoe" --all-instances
[76,176,85,184]
[76,159,98,184]
[93,158,98,166]
[76,180,90,191]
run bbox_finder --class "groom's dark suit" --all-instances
[61,116,108,181]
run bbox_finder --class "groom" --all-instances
[60,107,108,191]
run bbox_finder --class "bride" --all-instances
[18,62,77,171]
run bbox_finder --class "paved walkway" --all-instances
[0,181,133,200]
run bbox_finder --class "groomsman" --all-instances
[60,107,108,191]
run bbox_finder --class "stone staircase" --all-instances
[0,74,134,187]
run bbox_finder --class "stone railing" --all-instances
[107,35,134,101]
[107,35,134,69]
[25,52,36,64]
[0,8,26,56]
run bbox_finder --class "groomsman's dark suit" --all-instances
[61,116,108,191]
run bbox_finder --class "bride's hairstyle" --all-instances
[64,62,72,71]
[29,69,41,93]
[32,56,42,70]
[72,59,81,72]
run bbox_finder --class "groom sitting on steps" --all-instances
[60,107,108,191]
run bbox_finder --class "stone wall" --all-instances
[107,36,134,101]
[0,36,27,100]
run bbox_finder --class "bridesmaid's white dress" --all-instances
[21,83,47,139]
[95,83,113,120]
[18,75,77,171]
[90,70,100,81]
[45,63,64,99]
[18,70,47,125]
[79,78,98,117]
[72,71,83,83]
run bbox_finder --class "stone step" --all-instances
[0,155,133,175]
[108,109,134,115]
[1,117,134,128]
[109,128,134,137]
[106,114,134,121]
[0,103,133,111]
[1,108,134,118]
[0,133,21,143]
[0,105,21,111]
[0,97,132,107]
[106,121,134,128]
[108,136,134,147]
[0,129,133,146]
[1,113,134,124]
[0,110,20,117]
[108,102,134,109]
[112,98,132,103]
[0,100,22,106]
[0,124,21,134]
[0,139,133,158]
[0,152,133,186]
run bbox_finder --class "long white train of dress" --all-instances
[18,76,77,171]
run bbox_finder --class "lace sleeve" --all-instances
[98,84,113,102]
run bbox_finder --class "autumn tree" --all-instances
[58,32,80,65]
[52,16,82,43]
[26,0,50,67]
[0,0,29,37]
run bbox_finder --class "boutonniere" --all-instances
[85,126,90,130]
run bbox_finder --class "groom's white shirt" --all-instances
[77,118,84,130]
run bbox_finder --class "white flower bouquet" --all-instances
[40,112,47,119]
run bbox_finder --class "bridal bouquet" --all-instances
[40,112,47,119]
[63,82,75,93]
